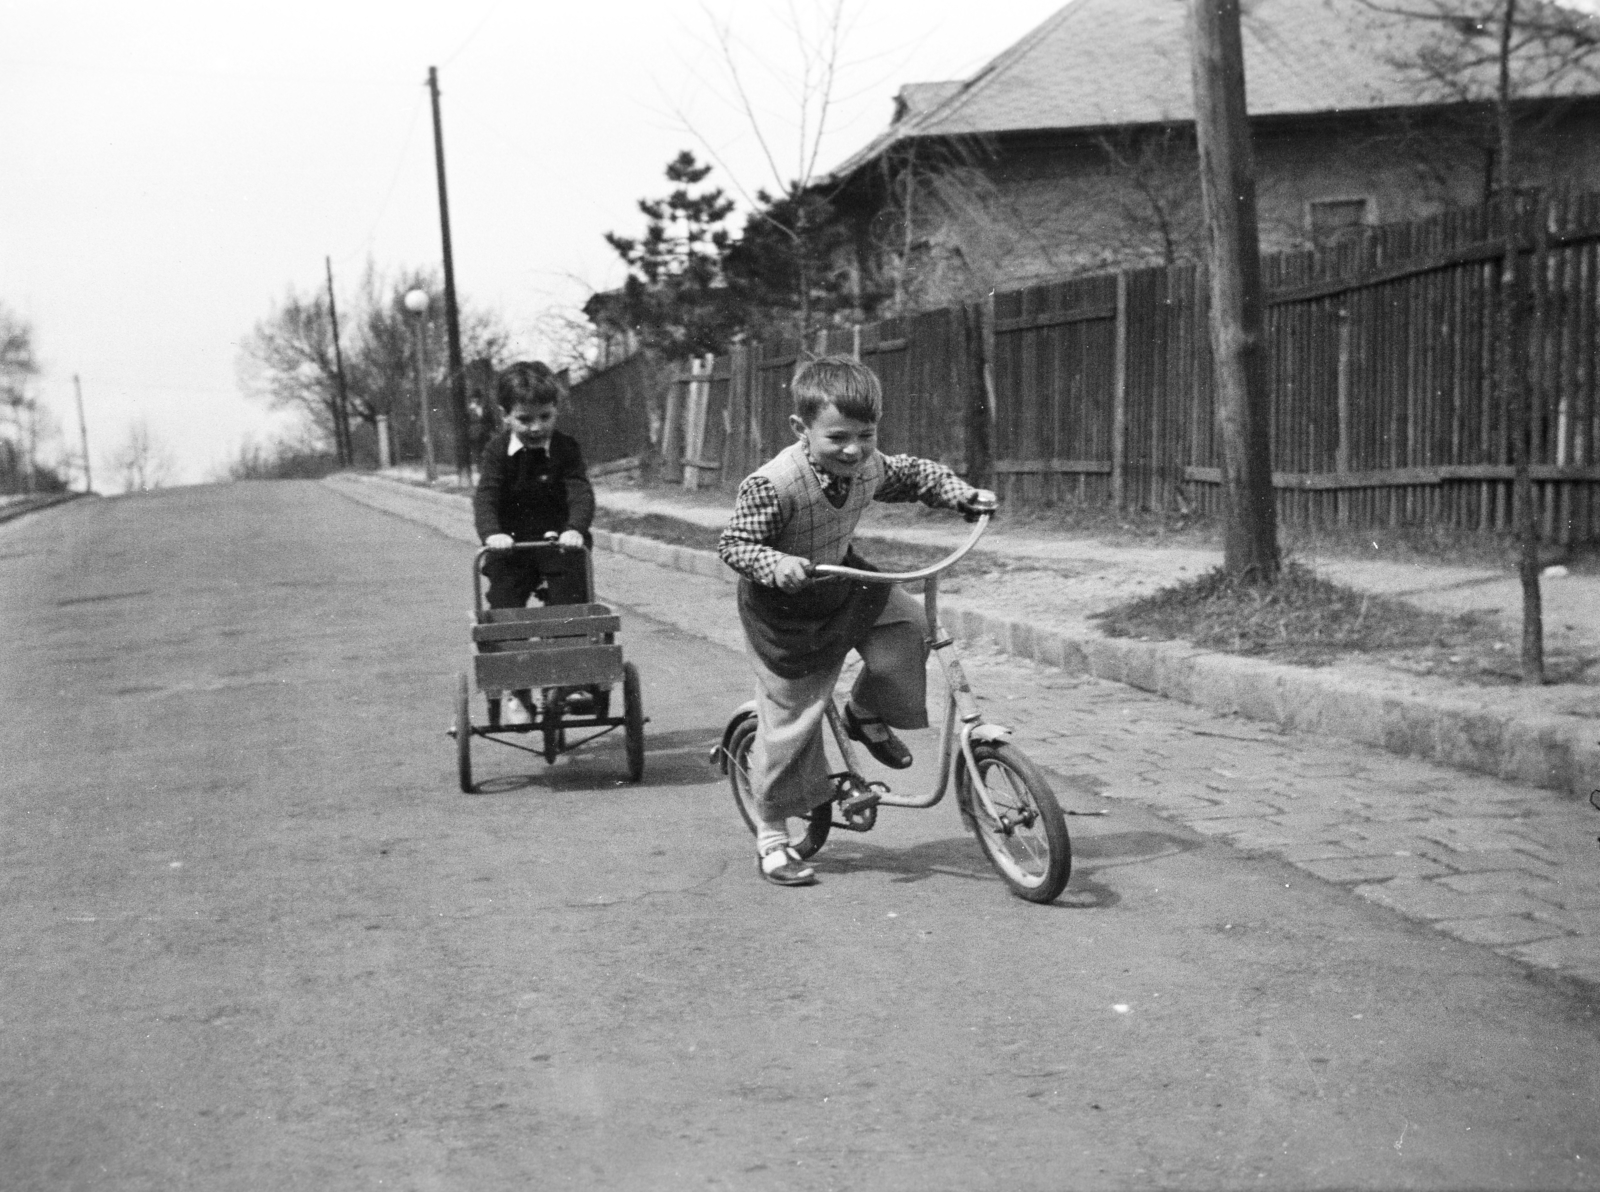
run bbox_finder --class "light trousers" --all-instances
[747,586,928,821]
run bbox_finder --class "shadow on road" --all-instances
[814,828,1198,909]
[466,725,726,795]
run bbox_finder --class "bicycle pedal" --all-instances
[838,790,881,815]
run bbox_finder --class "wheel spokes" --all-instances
[974,762,1050,882]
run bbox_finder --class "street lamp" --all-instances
[403,288,437,482]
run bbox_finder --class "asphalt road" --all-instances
[2,481,1596,1191]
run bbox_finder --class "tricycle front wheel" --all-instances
[455,672,474,793]
[957,740,1070,903]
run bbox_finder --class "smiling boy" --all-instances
[718,355,996,886]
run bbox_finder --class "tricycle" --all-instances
[449,539,645,791]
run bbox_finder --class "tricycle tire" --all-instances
[455,672,474,793]
[623,663,645,782]
[541,693,563,765]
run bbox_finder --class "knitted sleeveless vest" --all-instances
[754,442,884,566]
[736,443,889,679]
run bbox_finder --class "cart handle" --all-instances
[809,513,989,584]
[471,535,588,617]
[474,535,583,560]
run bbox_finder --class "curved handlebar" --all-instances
[810,512,989,583]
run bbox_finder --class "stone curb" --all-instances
[324,472,1600,798]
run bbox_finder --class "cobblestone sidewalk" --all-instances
[952,644,1600,991]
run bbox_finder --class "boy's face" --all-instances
[790,402,877,478]
[505,400,558,448]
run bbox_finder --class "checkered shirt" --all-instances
[718,447,979,586]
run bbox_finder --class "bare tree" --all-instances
[1096,127,1205,268]
[1,305,44,493]
[238,288,345,445]
[108,418,176,493]
[665,0,860,336]
[864,141,1071,312]
[1362,0,1600,683]
[528,304,602,379]
[239,264,509,466]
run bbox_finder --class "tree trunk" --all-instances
[1189,0,1279,582]
[1494,0,1544,684]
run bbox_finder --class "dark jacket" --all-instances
[473,429,595,543]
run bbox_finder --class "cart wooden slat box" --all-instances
[450,545,645,791]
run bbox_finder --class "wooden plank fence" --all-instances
[569,191,1600,543]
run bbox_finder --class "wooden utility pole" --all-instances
[1189,0,1279,582]
[73,374,91,493]
[428,67,471,481]
[324,256,352,468]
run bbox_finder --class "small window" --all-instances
[1309,197,1370,240]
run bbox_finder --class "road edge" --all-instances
[0,491,90,526]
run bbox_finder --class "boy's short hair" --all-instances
[496,361,566,413]
[791,355,882,424]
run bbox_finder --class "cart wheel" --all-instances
[623,663,646,782]
[956,740,1070,903]
[541,690,563,765]
[724,713,829,858]
[455,672,474,793]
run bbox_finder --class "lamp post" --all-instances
[403,288,437,482]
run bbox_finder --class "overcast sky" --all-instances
[1,0,1066,488]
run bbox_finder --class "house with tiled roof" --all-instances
[823,0,1600,310]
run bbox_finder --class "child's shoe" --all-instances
[844,704,913,769]
[759,845,817,887]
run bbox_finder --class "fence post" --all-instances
[960,302,993,487]
[1112,270,1129,509]
[376,413,392,469]
[980,297,999,492]
[661,371,684,486]
[683,354,711,490]
[1336,305,1351,524]
[723,343,748,488]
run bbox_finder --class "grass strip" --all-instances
[1092,562,1494,667]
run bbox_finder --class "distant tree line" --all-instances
[238,264,509,470]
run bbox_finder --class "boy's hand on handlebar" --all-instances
[556,529,584,549]
[485,534,515,550]
[959,489,999,522]
[773,556,811,593]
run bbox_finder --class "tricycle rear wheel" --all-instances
[623,663,645,782]
[455,672,474,793]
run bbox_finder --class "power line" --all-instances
[351,88,431,260]
[439,1,503,68]
[0,57,419,89]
